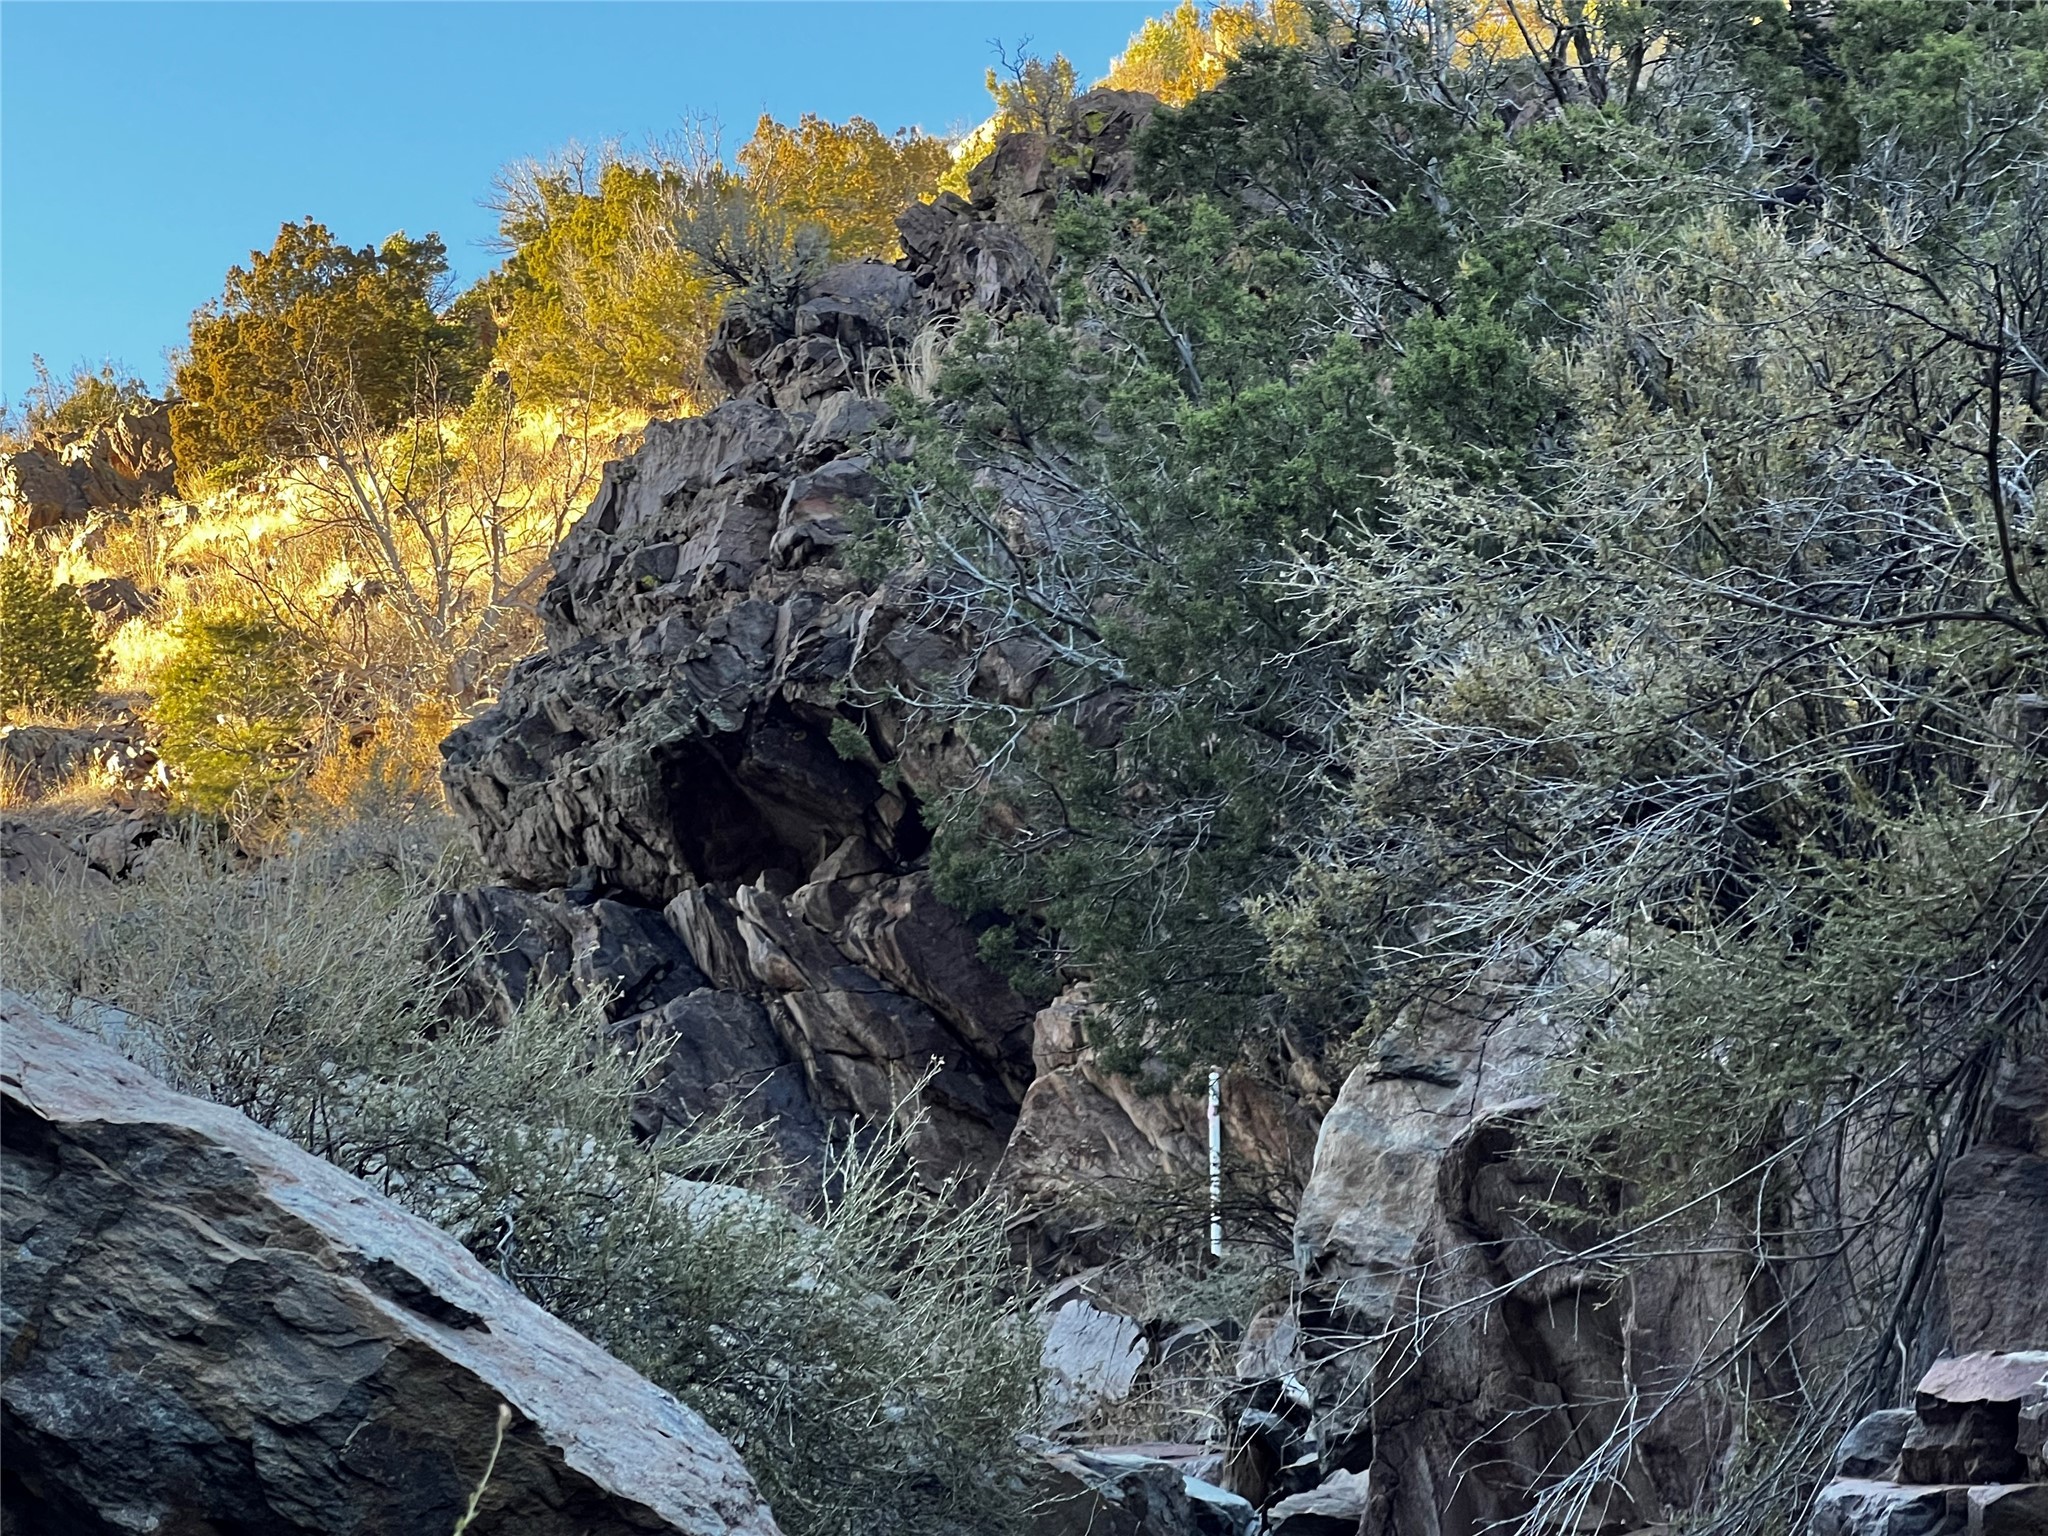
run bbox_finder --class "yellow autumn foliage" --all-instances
[739,113,953,260]
[1101,0,1314,106]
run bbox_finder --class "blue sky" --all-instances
[1,1,1161,403]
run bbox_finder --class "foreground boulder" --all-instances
[0,994,780,1536]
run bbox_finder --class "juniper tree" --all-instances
[0,554,106,717]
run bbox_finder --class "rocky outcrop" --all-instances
[430,95,2048,1536]
[437,97,1261,1199]
[1269,978,2048,1536]
[1811,1353,2048,1536]
[1278,988,1759,1532]
[435,377,1036,1181]
[431,869,1023,1180]
[0,401,176,539]
[1,810,162,890]
[0,992,780,1536]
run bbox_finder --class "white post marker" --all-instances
[1208,1067,1223,1259]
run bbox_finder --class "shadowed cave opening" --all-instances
[656,700,929,890]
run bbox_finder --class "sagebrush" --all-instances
[0,823,1037,1535]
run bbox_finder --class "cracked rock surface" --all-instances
[0,992,780,1536]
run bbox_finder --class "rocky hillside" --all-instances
[438,89,1323,1240]
[9,24,2047,1534]
[429,87,2048,1536]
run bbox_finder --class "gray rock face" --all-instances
[1265,1468,1371,1536]
[0,994,780,1536]
[1041,1299,1150,1427]
[1811,1479,1970,1536]
[1279,966,2048,1536]
[1943,1057,2048,1354]
[1286,990,1752,1535]
[1969,1482,2048,1536]
[996,985,1324,1265]
[439,395,906,905]
[1838,1409,1920,1480]
[433,885,709,1026]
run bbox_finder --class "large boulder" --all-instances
[0,447,87,534]
[61,402,177,506]
[1901,1353,2048,1486]
[1287,990,1749,1536]
[1285,986,2048,1536]
[1808,1355,2048,1536]
[0,994,780,1536]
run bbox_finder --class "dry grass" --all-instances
[0,817,1040,1536]
[0,759,112,816]
[13,399,643,814]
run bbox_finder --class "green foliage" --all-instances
[1834,0,2048,157]
[0,553,106,716]
[3,355,151,451]
[152,613,312,812]
[738,113,952,260]
[170,219,484,486]
[0,826,1038,1536]
[869,17,2048,1518]
[877,20,1711,1075]
[879,200,1379,1068]
[489,149,719,411]
[1254,140,2048,1536]
[1389,312,1550,464]
[1711,0,2048,170]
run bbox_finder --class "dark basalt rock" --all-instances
[437,110,1164,1194]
